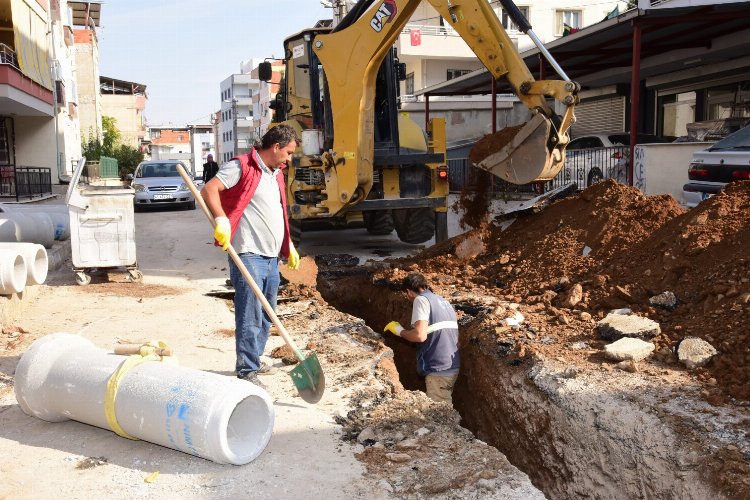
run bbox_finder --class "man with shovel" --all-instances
[201,125,300,387]
[384,272,460,404]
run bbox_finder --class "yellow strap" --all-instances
[104,341,176,440]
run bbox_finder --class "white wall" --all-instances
[14,117,58,176]
[634,142,712,202]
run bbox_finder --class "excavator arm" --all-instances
[312,0,578,215]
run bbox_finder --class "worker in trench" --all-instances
[201,124,301,387]
[384,272,460,404]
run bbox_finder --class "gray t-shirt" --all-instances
[215,153,285,257]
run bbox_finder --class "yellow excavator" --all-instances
[259,0,578,245]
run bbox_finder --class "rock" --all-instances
[372,442,385,449]
[395,438,420,450]
[597,313,661,341]
[677,337,718,369]
[604,337,655,362]
[616,360,638,372]
[479,470,497,480]
[563,283,583,308]
[376,479,394,493]
[393,431,405,442]
[455,233,486,260]
[582,245,592,257]
[580,312,592,321]
[386,452,411,463]
[592,274,607,287]
[415,427,431,437]
[649,291,678,310]
[357,427,377,444]
[499,254,510,265]
[609,308,632,315]
[569,341,590,350]
[541,290,558,303]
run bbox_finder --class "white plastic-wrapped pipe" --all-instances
[0,204,70,240]
[0,249,27,294]
[0,213,54,248]
[0,243,47,285]
[15,333,274,465]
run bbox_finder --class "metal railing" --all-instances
[0,43,19,68]
[0,166,53,201]
[447,158,537,195]
[448,147,629,197]
[544,146,628,191]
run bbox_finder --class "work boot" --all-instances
[238,372,266,390]
[256,361,278,376]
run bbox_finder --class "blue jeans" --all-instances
[229,254,280,377]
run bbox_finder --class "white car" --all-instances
[683,124,750,207]
[131,160,197,211]
[561,133,673,188]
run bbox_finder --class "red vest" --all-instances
[218,148,291,259]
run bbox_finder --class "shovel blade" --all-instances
[470,114,566,185]
[289,353,325,404]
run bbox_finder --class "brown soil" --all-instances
[382,180,750,403]
[469,124,526,164]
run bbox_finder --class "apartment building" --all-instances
[217,60,260,164]
[0,0,96,191]
[395,1,625,144]
[100,76,147,149]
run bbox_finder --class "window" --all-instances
[447,69,472,80]
[556,10,582,36]
[177,134,184,141]
[405,72,414,95]
[500,6,529,32]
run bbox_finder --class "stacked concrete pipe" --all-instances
[14,333,275,465]
[0,212,55,248]
[0,243,47,285]
[0,204,70,241]
[0,249,27,294]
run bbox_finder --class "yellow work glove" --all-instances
[288,242,300,270]
[384,321,404,337]
[214,216,231,251]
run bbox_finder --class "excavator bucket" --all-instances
[469,114,566,185]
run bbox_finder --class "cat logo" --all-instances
[370,0,398,33]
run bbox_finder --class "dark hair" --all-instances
[402,272,429,293]
[260,124,299,150]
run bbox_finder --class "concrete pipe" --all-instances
[0,249,27,294]
[0,204,70,240]
[0,218,17,242]
[0,243,47,285]
[0,213,54,248]
[14,333,274,465]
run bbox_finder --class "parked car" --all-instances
[561,133,674,188]
[131,160,196,211]
[682,124,750,207]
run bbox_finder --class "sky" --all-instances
[98,0,331,126]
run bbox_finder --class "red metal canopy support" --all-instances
[628,21,642,187]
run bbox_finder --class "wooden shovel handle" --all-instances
[113,344,173,356]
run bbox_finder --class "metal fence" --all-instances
[0,166,52,201]
[448,146,628,195]
[447,157,538,195]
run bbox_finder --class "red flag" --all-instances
[410,28,421,46]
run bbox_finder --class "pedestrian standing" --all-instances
[202,154,219,183]
[201,125,300,386]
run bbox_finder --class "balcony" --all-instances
[0,43,19,69]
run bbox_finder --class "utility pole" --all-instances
[322,0,352,26]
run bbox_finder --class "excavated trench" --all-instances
[318,269,723,500]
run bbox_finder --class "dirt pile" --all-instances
[377,180,750,403]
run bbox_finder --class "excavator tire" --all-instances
[363,210,394,236]
[393,208,435,244]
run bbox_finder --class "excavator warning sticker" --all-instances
[292,44,305,59]
[370,0,397,33]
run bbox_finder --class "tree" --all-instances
[81,116,143,179]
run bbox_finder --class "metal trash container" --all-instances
[65,158,142,286]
